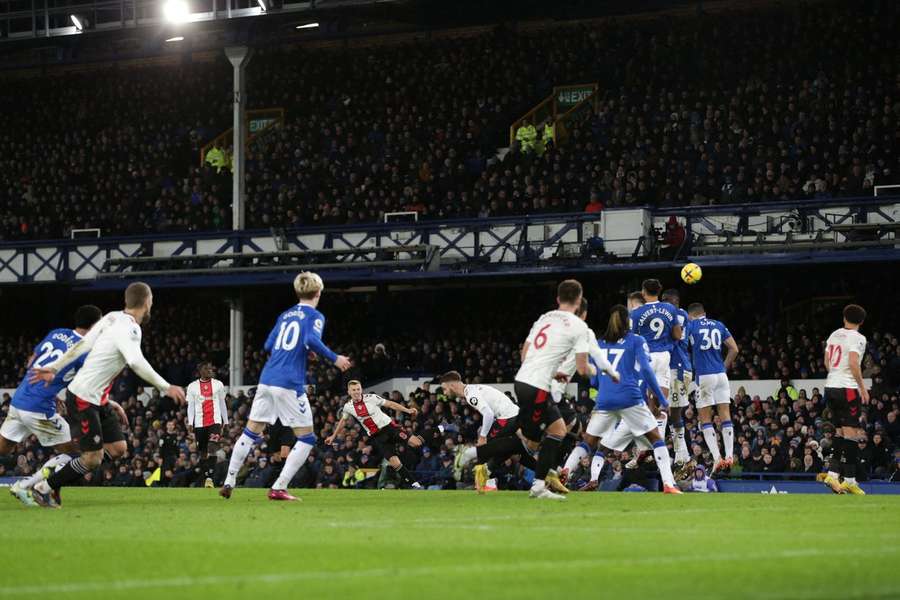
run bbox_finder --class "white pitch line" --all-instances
[1,546,897,596]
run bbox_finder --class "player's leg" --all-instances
[266,389,315,499]
[696,375,723,468]
[386,451,421,489]
[715,375,734,466]
[562,432,598,476]
[32,403,104,508]
[573,410,617,491]
[222,385,272,495]
[670,369,692,465]
[838,389,865,494]
[0,406,30,455]
[821,388,846,493]
[636,407,680,494]
[202,426,222,486]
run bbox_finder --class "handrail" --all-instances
[508,82,598,146]
[508,94,554,146]
[199,107,285,167]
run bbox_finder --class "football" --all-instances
[681,262,702,285]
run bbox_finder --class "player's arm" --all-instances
[382,399,419,420]
[31,318,106,380]
[116,329,185,403]
[587,341,620,382]
[468,397,494,443]
[217,385,229,425]
[573,326,592,377]
[723,335,739,370]
[306,316,351,371]
[848,351,869,403]
[185,385,196,432]
[673,312,685,341]
[638,341,668,407]
[324,415,347,446]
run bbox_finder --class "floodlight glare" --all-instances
[70,14,86,31]
[295,22,319,29]
[257,0,268,12]
[163,0,190,24]
[165,36,185,42]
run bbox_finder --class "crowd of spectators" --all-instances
[1,1,897,241]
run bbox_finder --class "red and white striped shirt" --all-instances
[342,393,392,435]
[186,378,228,428]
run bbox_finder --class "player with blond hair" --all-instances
[221,271,351,501]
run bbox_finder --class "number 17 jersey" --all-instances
[515,310,590,392]
[260,303,338,395]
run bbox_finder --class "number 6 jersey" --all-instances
[515,310,590,391]
[825,328,867,389]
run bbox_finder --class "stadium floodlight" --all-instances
[295,22,319,29]
[163,0,190,24]
[165,36,185,42]
[257,0,268,12]
[70,14,87,31]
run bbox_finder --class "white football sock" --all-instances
[721,421,734,459]
[590,451,605,482]
[657,411,668,438]
[564,442,590,474]
[701,423,721,463]
[225,429,262,487]
[673,425,689,463]
[461,446,478,467]
[652,441,676,488]
[531,479,546,491]
[272,434,316,490]
[21,453,72,489]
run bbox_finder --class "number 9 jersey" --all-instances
[259,303,338,395]
[11,328,85,417]
[630,301,678,353]
[515,310,590,392]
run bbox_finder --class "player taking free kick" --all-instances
[325,380,422,489]
[29,282,186,508]
[220,272,351,501]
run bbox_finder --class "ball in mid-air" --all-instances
[681,262,702,285]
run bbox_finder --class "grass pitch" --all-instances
[1,489,898,600]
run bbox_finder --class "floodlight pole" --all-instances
[225,46,252,389]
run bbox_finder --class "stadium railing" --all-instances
[0,195,897,286]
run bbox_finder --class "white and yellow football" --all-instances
[681,262,702,285]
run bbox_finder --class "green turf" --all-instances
[1,489,899,599]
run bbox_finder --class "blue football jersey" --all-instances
[592,333,667,411]
[630,301,678,353]
[686,317,733,376]
[669,307,691,373]
[259,303,338,394]
[11,328,85,417]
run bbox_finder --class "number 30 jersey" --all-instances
[515,310,589,391]
[260,303,338,394]
[824,328,867,389]
[685,317,733,376]
[11,328,84,417]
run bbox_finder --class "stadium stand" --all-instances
[0,1,896,240]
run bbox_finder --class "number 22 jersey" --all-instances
[515,310,589,391]
[11,328,85,417]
